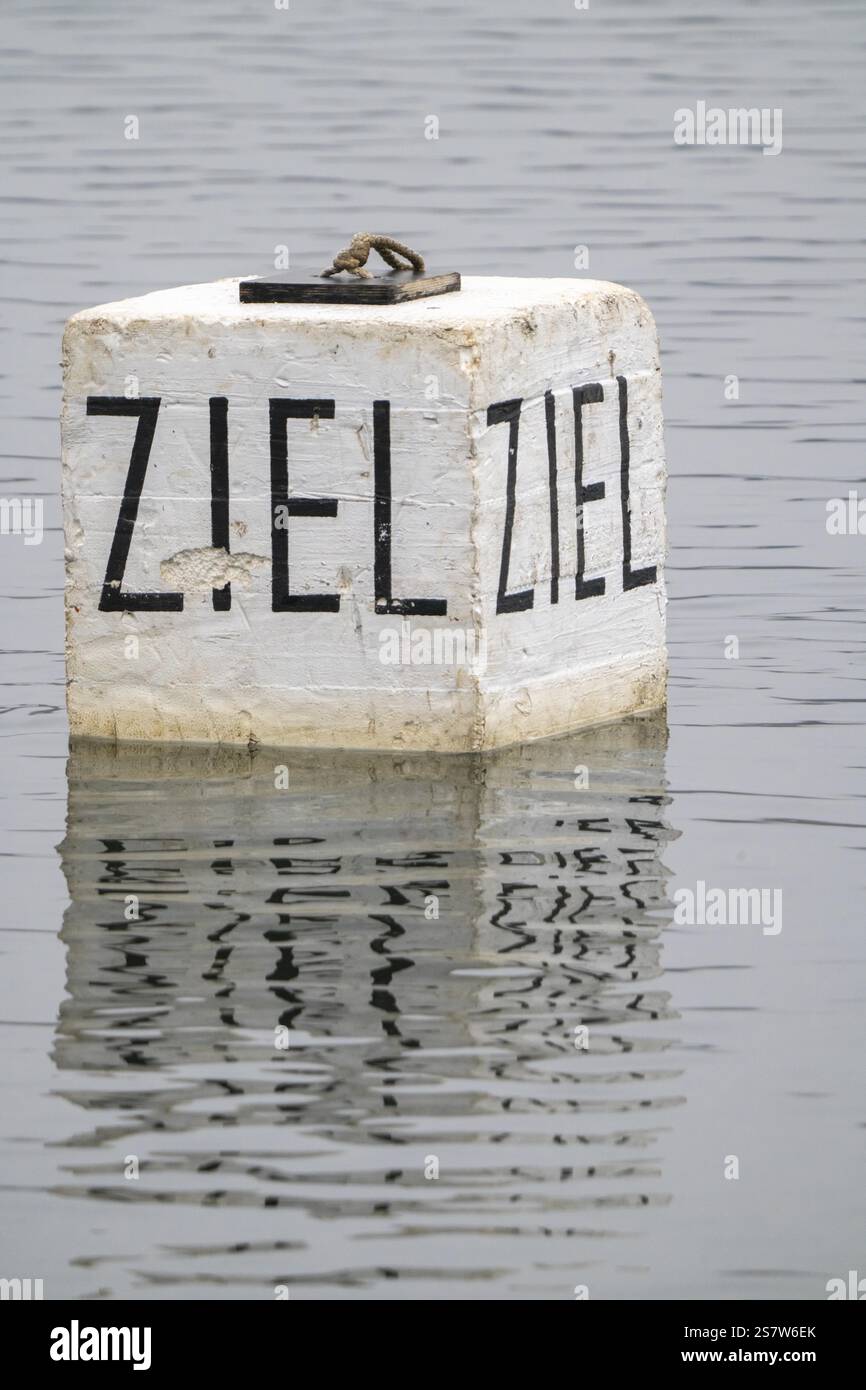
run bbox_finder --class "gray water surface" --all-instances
[1,0,864,1299]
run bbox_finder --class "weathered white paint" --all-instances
[61,275,666,750]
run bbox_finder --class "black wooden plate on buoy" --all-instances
[239,270,461,305]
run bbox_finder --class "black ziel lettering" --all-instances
[87,396,183,612]
[572,382,606,600]
[269,398,340,612]
[489,397,534,615]
[544,390,560,605]
[373,399,447,616]
[87,379,657,618]
[209,396,230,611]
[618,375,657,591]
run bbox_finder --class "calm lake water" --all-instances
[1,0,865,1299]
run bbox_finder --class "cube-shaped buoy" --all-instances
[61,276,666,751]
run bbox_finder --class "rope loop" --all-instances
[321,233,425,280]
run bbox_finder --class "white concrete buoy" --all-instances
[61,274,666,751]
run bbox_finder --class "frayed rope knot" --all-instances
[321,233,425,280]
